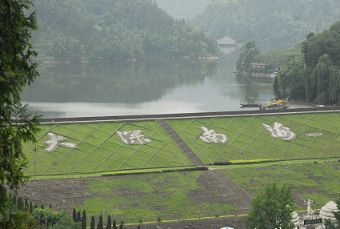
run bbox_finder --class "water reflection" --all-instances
[23,53,274,118]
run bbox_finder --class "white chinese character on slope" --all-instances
[117,130,151,145]
[45,132,77,152]
[200,126,228,144]
[262,122,296,141]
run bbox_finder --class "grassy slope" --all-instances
[78,171,234,223]
[223,160,340,209]
[169,113,340,163]
[23,121,192,176]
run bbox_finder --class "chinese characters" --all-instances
[45,132,77,152]
[117,130,151,145]
[262,122,296,141]
[199,126,228,144]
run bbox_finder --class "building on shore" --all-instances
[217,36,238,54]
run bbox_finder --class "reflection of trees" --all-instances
[23,60,217,103]
[239,79,274,104]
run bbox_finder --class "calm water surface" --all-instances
[23,53,274,118]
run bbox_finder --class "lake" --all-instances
[23,53,274,118]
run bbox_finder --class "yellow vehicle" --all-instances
[260,99,287,110]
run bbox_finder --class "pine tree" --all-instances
[119,221,124,229]
[91,216,96,229]
[81,210,87,229]
[72,208,77,222]
[17,197,24,210]
[106,215,112,229]
[97,215,103,229]
[29,202,33,213]
[112,219,117,229]
[77,210,81,222]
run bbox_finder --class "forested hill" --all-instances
[32,0,218,61]
[194,0,340,49]
[154,0,212,19]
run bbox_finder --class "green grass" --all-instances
[23,121,192,176]
[169,113,340,164]
[78,171,235,223]
[223,160,340,209]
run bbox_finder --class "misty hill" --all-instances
[194,0,340,49]
[32,0,217,61]
[154,0,213,19]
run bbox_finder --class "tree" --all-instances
[246,183,295,229]
[81,210,87,229]
[72,208,77,222]
[112,219,117,229]
[77,210,81,223]
[97,215,103,229]
[91,216,96,229]
[106,215,112,229]
[0,0,39,227]
[236,41,260,77]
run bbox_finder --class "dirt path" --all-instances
[157,119,204,166]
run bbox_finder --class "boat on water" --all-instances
[240,99,288,110]
[260,99,288,110]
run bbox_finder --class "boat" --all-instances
[260,99,287,110]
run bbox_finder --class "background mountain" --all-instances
[32,0,217,61]
[194,0,340,49]
[154,0,213,19]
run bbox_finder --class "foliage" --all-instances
[274,54,305,100]
[154,0,212,19]
[236,41,260,77]
[0,0,39,227]
[32,0,218,61]
[274,21,340,104]
[246,184,295,229]
[194,0,340,49]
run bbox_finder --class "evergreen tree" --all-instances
[29,202,33,213]
[17,197,24,210]
[77,210,81,222]
[82,210,87,229]
[113,219,117,229]
[106,215,112,229]
[0,0,39,226]
[97,215,103,229]
[91,216,96,229]
[72,208,77,222]
[119,221,124,229]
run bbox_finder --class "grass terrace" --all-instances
[223,160,340,209]
[23,121,192,177]
[169,113,340,164]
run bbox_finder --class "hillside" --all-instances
[194,0,340,49]
[154,0,212,19]
[32,0,218,61]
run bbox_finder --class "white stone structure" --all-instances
[291,200,339,229]
[117,130,151,145]
[320,201,338,221]
[291,211,300,227]
[45,132,77,152]
[199,126,228,144]
[262,122,296,141]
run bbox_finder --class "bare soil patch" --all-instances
[191,170,251,214]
